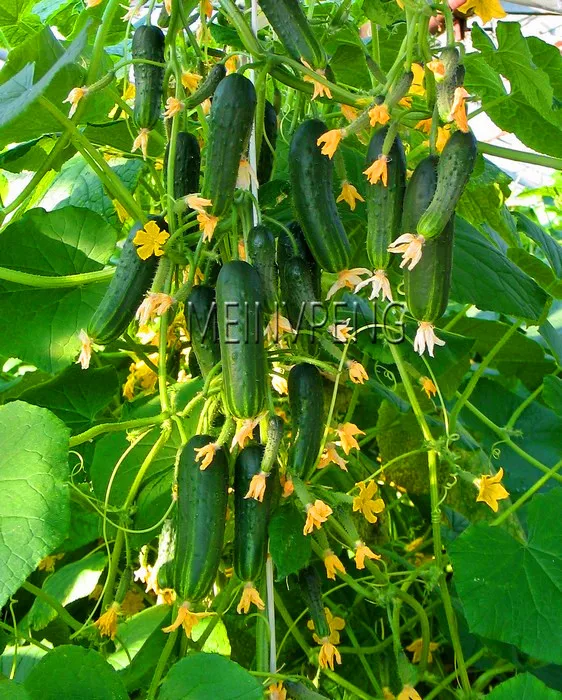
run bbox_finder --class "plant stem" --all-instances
[69,413,169,447]
[146,628,178,700]
[504,383,544,431]
[477,142,562,171]
[424,649,487,700]
[0,267,114,288]
[21,582,81,632]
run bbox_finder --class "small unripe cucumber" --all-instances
[259,0,325,68]
[164,132,200,200]
[247,224,278,315]
[288,363,324,478]
[257,100,278,185]
[297,566,330,639]
[185,285,221,378]
[435,47,461,122]
[132,25,165,131]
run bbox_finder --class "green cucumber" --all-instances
[154,519,176,591]
[164,131,201,200]
[280,257,319,332]
[247,224,278,315]
[435,47,461,122]
[259,0,325,68]
[87,217,162,344]
[416,129,477,239]
[289,119,351,273]
[132,25,165,131]
[288,363,324,478]
[173,435,229,602]
[234,445,274,583]
[185,63,227,109]
[216,261,267,419]
[284,682,330,700]
[257,100,278,185]
[185,285,221,378]
[365,126,406,270]
[277,222,321,299]
[261,414,284,474]
[297,566,330,639]
[402,156,453,323]
[201,73,257,217]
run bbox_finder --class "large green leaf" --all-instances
[269,504,311,580]
[26,551,107,631]
[159,654,263,700]
[487,673,562,699]
[507,247,562,298]
[0,401,70,608]
[450,488,562,665]
[0,206,116,374]
[544,376,562,418]
[0,680,32,699]
[24,645,128,700]
[452,217,548,322]
[515,213,562,279]
[0,644,49,684]
[0,0,42,47]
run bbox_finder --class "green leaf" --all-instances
[26,551,107,631]
[450,488,562,665]
[18,365,119,433]
[515,213,562,279]
[452,217,549,322]
[24,645,128,700]
[84,120,165,158]
[269,504,311,580]
[544,376,562,418]
[0,644,49,684]
[329,45,371,91]
[0,679,32,700]
[0,206,116,374]
[362,0,402,27]
[487,673,562,699]
[0,0,42,47]
[131,470,174,548]
[107,605,170,674]
[191,617,231,656]
[526,36,562,100]
[159,654,263,700]
[0,401,70,609]
[507,247,562,298]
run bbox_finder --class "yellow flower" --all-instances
[323,551,346,580]
[225,56,238,74]
[271,374,289,395]
[399,96,413,109]
[236,157,258,191]
[132,128,150,159]
[162,601,212,638]
[302,60,332,100]
[475,467,509,512]
[164,97,184,119]
[194,442,219,471]
[410,63,425,96]
[347,360,368,385]
[113,199,129,223]
[387,233,425,270]
[427,59,446,80]
[318,640,342,670]
[77,329,92,369]
[414,322,446,358]
[327,319,353,343]
[317,129,344,159]
[85,0,103,8]
[398,686,422,700]
[123,357,158,399]
[303,499,333,535]
[201,0,213,18]
[318,443,348,471]
[94,602,120,640]
[268,682,287,700]
[63,87,87,117]
[185,194,212,213]
[121,590,145,617]
[364,156,389,186]
[406,637,439,664]
[37,553,64,573]
[340,104,359,121]
[231,415,263,450]
[405,536,424,553]
[383,689,396,700]
[245,471,268,502]
[336,423,365,455]
[266,312,294,342]
[420,376,437,399]
[458,0,506,22]
[281,475,294,498]
[181,71,202,92]
[326,268,371,300]
[368,103,390,127]
[336,182,364,211]
[451,87,470,133]
[354,542,381,569]
[308,608,345,645]
[415,118,432,134]
[136,292,174,326]
[197,211,219,242]
[133,220,169,259]
[236,583,265,614]
[121,4,141,22]
[436,125,451,152]
[352,481,385,523]
[201,98,212,115]
[354,269,393,302]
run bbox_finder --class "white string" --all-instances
[248,0,259,226]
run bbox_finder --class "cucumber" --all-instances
[216,261,267,419]
[261,414,284,474]
[132,25,165,131]
[173,435,229,603]
[185,63,227,109]
[154,519,176,591]
[257,100,278,184]
[416,129,477,239]
[287,363,324,478]
[259,0,325,68]
[247,225,278,315]
[289,120,351,273]
[277,222,321,299]
[435,47,460,122]
[402,156,454,323]
[280,257,319,332]
[164,132,200,200]
[297,566,330,639]
[185,285,221,378]
[87,218,162,344]
[201,73,257,217]
[365,126,406,270]
[234,445,274,583]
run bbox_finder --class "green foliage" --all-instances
[269,505,311,580]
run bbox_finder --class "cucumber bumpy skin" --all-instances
[164,131,200,200]
[287,363,324,479]
[247,224,278,315]
[185,285,221,378]
[132,25,165,131]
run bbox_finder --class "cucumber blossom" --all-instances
[132,25,165,131]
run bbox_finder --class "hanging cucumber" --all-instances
[87,217,163,345]
[257,100,278,185]
[297,565,330,639]
[287,363,324,478]
[277,221,321,299]
[289,120,351,273]
[132,25,165,131]
[201,73,257,217]
[216,261,267,419]
[173,435,229,603]
[247,225,278,315]
[280,257,319,332]
[416,129,477,240]
[164,132,201,200]
[185,63,226,109]
[185,285,221,378]
[258,0,325,68]
[365,126,406,271]
[435,47,462,123]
